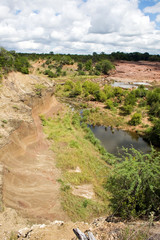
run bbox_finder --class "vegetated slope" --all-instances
[0,57,159,239]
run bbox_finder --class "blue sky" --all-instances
[139,0,159,21]
[139,0,157,9]
[0,0,160,54]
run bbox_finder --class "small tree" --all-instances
[101,60,115,75]
[106,148,160,218]
[106,99,114,110]
[121,105,133,115]
[129,113,141,126]
[146,119,160,147]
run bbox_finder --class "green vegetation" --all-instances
[16,50,160,63]
[129,113,142,126]
[145,119,160,147]
[2,119,8,124]
[147,88,160,118]
[56,79,160,147]
[34,83,46,96]
[106,148,160,218]
[41,109,160,221]
[40,111,113,221]
[0,47,29,77]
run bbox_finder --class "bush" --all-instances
[124,91,136,106]
[101,60,115,74]
[105,99,114,109]
[44,69,56,78]
[94,70,101,76]
[95,60,114,75]
[135,85,147,98]
[85,60,92,71]
[106,148,160,218]
[95,90,107,102]
[77,62,83,71]
[69,81,82,97]
[78,70,85,75]
[145,119,160,147]
[129,113,142,126]
[121,105,133,115]
[149,101,160,118]
[103,85,114,99]
[82,81,100,97]
[113,87,123,96]
[64,80,74,92]
[20,66,29,74]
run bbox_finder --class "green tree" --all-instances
[101,60,115,74]
[121,105,133,115]
[85,60,92,71]
[106,148,160,218]
[129,113,142,126]
[146,119,160,147]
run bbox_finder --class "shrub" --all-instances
[77,62,83,71]
[105,99,114,110]
[20,66,29,74]
[103,85,114,99]
[95,60,114,75]
[85,60,92,71]
[145,119,160,147]
[94,70,101,76]
[121,105,133,115]
[124,91,136,106]
[69,82,82,97]
[95,63,102,72]
[44,69,56,78]
[64,80,74,92]
[149,101,160,118]
[82,81,100,97]
[129,113,142,126]
[106,148,160,218]
[135,85,147,98]
[113,87,123,96]
[101,60,115,74]
[78,70,85,75]
[95,90,107,102]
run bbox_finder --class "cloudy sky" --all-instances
[0,0,160,54]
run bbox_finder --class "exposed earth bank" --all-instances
[109,61,160,84]
[0,61,159,239]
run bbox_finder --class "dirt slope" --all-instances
[0,93,69,221]
[0,70,69,238]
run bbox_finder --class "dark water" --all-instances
[89,125,151,155]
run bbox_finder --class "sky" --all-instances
[0,0,160,54]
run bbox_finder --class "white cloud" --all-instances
[0,0,159,54]
[156,14,160,22]
[144,2,160,14]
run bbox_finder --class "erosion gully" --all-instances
[0,90,69,222]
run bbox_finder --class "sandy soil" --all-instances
[0,61,159,239]
[0,70,69,239]
[0,93,69,221]
[108,61,160,84]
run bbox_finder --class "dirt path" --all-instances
[0,90,68,222]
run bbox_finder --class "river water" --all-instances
[89,125,151,155]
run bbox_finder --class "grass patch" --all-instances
[41,109,111,221]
